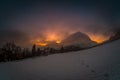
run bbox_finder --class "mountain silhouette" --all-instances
[61,32,97,48]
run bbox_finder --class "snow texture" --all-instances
[0,40,120,80]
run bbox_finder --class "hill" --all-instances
[0,40,120,80]
[61,32,97,48]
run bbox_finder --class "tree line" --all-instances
[0,42,82,62]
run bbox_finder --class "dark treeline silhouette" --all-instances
[0,42,83,62]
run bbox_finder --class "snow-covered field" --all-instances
[0,40,120,80]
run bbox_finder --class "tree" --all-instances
[37,48,41,56]
[32,44,36,56]
[2,42,19,61]
[44,47,51,56]
[60,46,65,53]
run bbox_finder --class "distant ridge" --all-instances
[61,32,97,48]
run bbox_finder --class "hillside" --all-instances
[0,39,120,80]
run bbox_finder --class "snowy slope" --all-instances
[0,40,120,80]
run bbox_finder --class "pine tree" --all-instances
[60,46,64,53]
[37,48,41,56]
[32,44,36,56]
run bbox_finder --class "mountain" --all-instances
[61,32,97,48]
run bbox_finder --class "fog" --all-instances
[0,0,120,47]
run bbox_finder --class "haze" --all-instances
[0,0,120,47]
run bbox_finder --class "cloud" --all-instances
[0,28,30,47]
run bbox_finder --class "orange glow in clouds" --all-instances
[36,42,47,46]
[88,34,110,44]
[31,30,111,46]
[33,33,62,46]
[56,40,61,44]
[33,39,47,46]
[45,34,61,42]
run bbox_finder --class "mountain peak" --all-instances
[68,32,91,40]
[61,31,97,47]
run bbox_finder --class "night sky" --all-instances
[0,0,120,47]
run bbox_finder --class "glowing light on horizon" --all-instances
[46,34,60,42]
[34,39,48,46]
[32,33,62,46]
[36,42,47,46]
[31,29,112,46]
[88,34,110,44]
[56,40,61,44]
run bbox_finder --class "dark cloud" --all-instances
[0,28,30,47]
[0,0,120,47]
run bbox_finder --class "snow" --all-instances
[0,40,120,80]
